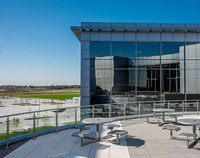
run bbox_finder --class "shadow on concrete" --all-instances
[124,135,145,147]
[94,144,110,150]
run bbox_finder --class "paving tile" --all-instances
[130,154,152,158]
[151,153,193,158]
[4,119,200,158]
[188,154,200,158]
[5,133,56,158]
[128,148,149,155]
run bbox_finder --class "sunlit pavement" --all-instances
[4,118,200,158]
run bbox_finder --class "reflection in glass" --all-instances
[137,42,160,58]
[162,42,184,56]
[90,42,111,58]
[89,41,200,105]
[112,42,135,58]
[112,69,135,96]
[185,43,200,94]
[161,42,184,94]
[137,67,160,93]
[162,67,180,93]
[136,42,160,95]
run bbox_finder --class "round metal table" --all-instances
[51,152,87,158]
[54,156,86,158]
[177,115,200,148]
[82,118,115,140]
[152,108,175,122]
[178,115,200,135]
[52,155,87,158]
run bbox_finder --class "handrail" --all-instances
[0,99,199,119]
[0,105,81,118]
[0,98,200,148]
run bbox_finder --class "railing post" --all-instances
[109,104,111,118]
[197,100,199,115]
[167,101,170,116]
[182,101,184,115]
[56,112,58,133]
[139,102,141,119]
[124,103,126,120]
[75,108,77,126]
[153,102,155,117]
[33,113,36,139]
[92,105,95,118]
[6,117,9,149]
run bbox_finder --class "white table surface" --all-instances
[82,117,115,124]
[54,156,87,158]
[178,115,200,125]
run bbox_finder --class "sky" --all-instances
[0,0,200,86]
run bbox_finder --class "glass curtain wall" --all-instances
[161,42,184,100]
[90,42,112,104]
[90,41,200,105]
[136,42,160,97]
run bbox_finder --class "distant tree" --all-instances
[29,107,32,118]
[41,115,49,127]
[12,117,21,130]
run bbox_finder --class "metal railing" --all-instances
[0,99,200,148]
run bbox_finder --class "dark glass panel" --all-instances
[161,42,184,76]
[90,95,111,105]
[90,41,111,58]
[109,58,136,69]
[90,78,111,95]
[162,42,184,56]
[90,68,112,97]
[112,42,135,58]
[136,42,161,98]
[137,67,160,93]
[161,42,183,95]
[137,42,160,58]
[111,69,135,96]
[162,68,180,93]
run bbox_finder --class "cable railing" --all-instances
[0,99,200,148]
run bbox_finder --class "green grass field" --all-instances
[0,91,80,101]
[0,126,54,140]
[0,126,57,140]
[23,92,80,101]
[0,121,76,140]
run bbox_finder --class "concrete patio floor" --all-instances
[4,121,130,158]
[121,118,200,158]
[3,118,200,158]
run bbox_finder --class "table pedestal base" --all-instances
[188,137,200,149]
[171,136,200,148]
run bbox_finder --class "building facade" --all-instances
[71,22,200,111]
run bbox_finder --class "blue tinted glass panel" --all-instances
[112,42,135,58]
[162,42,184,56]
[137,42,160,58]
[137,67,160,92]
[90,42,110,58]
[112,59,136,69]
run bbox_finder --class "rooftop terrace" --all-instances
[3,117,200,158]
